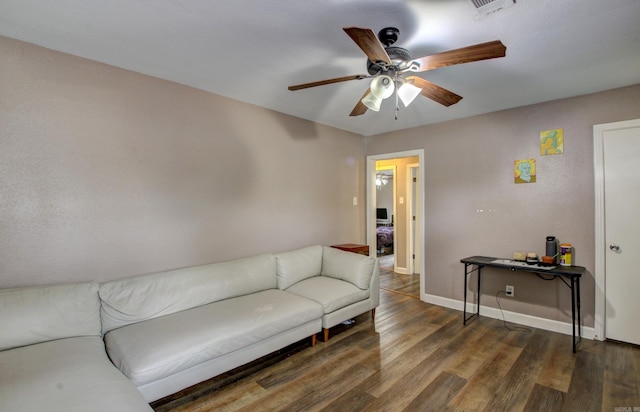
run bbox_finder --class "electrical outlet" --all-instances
[505,285,514,297]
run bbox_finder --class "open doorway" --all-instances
[367,150,425,301]
[375,166,395,268]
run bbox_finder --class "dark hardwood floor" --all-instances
[152,287,640,412]
[378,254,420,299]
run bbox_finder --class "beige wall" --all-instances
[366,83,640,328]
[3,33,640,331]
[0,36,365,288]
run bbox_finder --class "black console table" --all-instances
[460,256,585,353]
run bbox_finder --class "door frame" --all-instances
[366,149,425,299]
[407,163,420,275]
[593,118,640,341]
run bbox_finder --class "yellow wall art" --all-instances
[514,158,536,184]
[540,128,564,155]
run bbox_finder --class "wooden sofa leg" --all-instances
[371,308,376,319]
[323,328,329,342]
[311,334,316,347]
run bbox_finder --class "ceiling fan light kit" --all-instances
[370,75,395,99]
[288,26,506,119]
[362,93,383,112]
[397,82,422,107]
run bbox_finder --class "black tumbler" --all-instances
[546,236,558,263]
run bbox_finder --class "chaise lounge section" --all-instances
[0,282,152,412]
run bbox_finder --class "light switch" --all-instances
[399,197,404,204]
[352,196,358,206]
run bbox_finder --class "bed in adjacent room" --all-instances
[376,225,394,252]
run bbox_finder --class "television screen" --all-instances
[376,208,388,220]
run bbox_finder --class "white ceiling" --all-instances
[1,0,639,136]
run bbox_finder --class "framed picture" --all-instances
[514,158,536,183]
[540,129,564,155]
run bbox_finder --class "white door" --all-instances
[602,120,640,345]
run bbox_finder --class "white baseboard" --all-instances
[422,293,595,340]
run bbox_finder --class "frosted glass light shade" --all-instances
[398,82,422,107]
[370,75,394,99]
[362,93,382,111]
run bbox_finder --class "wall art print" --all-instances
[540,128,564,155]
[514,158,536,184]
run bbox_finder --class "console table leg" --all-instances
[477,267,482,317]
[571,277,577,353]
[577,277,582,342]
[463,266,469,325]
[463,264,482,325]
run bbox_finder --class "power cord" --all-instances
[496,291,532,333]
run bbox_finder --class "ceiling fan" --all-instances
[288,27,506,118]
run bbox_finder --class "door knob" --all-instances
[609,244,621,252]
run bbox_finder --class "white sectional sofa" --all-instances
[0,245,378,410]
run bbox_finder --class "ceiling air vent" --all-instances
[469,0,515,16]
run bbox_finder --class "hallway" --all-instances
[378,255,420,299]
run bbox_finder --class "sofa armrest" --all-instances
[369,259,380,308]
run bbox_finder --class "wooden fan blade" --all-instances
[288,74,367,91]
[343,27,392,65]
[406,76,463,107]
[413,40,506,72]
[349,89,371,117]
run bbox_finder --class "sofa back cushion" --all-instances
[0,282,101,351]
[321,246,376,290]
[99,254,276,333]
[275,245,322,290]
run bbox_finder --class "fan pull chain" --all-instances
[394,73,399,120]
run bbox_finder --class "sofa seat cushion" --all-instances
[286,276,370,314]
[104,289,322,386]
[0,336,151,412]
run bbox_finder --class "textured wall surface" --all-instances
[366,83,640,327]
[0,36,365,288]
[3,33,640,330]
